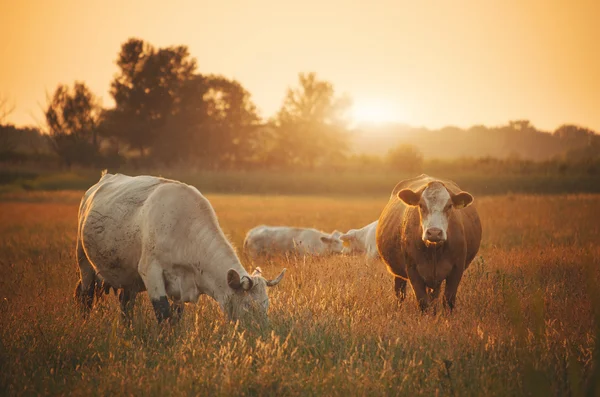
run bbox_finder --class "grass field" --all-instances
[2,168,600,196]
[0,191,599,396]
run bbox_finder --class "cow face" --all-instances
[397,182,473,246]
[226,267,286,323]
[320,235,344,254]
[339,230,363,254]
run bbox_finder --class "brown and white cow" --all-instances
[376,174,482,311]
[75,172,286,324]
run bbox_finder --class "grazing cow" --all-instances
[376,174,481,311]
[339,220,380,260]
[243,225,343,258]
[75,172,286,324]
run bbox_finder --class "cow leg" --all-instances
[394,277,407,301]
[74,239,96,315]
[119,288,138,324]
[429,285,442,301]
[171,300,184,324]
[139,258,171,323]
[444,267,465,312]
[406,264,429,312]
[428,285,443,315]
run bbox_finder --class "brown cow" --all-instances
[376,174,482,311]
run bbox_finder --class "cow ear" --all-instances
[339,233,354,242]
[452,192,474,209]
[227,269,242,289]
[397,189,421,206]
[320,236,334,244]
[339,233,354,247]
[227,269,253,290]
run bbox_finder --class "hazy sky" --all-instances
[1,0,599,131]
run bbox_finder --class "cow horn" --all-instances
[266,268,287,287]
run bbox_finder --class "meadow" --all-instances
[2,167,600,197]
[0,190,599,396]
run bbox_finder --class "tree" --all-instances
[0,95,16,154]
[0,95,15,125]
[110,38,197,158]
[44,82,102,167]
[553,124,595,141]
[386,143,423,173]
[508,120,534,131]
[271,72,351,168]
[200,75,260,167]
[152,74,260,167]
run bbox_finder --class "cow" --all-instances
[74,172,286,324]
[376,174,481,312]
[339,220,380,261]
[243,225,343,259]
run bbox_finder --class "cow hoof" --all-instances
[151,296,171,323]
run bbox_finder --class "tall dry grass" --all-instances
[0,191,598,396]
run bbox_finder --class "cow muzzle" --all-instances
[424,228,446,246]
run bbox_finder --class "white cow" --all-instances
[339,220,380,260]
[243,225,343,258]
[75,172,286,324]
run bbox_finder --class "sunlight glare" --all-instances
[351,100,402,125]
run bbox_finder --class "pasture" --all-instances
[0,191,598,396]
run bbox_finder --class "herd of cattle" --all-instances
[243,221,379,260]
[74,172,482,324]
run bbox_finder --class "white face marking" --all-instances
[420,183,451,242]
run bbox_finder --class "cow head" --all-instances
[339,230,363,254]
[320,235,344,254]
[225,267,286,323]
[397,182,473,246]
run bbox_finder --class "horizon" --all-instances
[1,1,599,132]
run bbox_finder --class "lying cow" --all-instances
[339,220,380,260]
[244,225,343,258]
[75,172,285,324]
[376,174,481,312]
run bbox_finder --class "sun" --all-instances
[351,99,401,125]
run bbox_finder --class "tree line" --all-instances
[1,37,599,173]
[38,38,349,170]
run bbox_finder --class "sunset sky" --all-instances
[1,0,599,131]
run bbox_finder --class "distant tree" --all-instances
[0,125,47,155]
[110,38,197,158]
[0,95,16,153]
[0,95,15,125]
[386,143,423,173]
[153,74,260,167]
[508,120,534,131]
[44,82,102,168]
[271,72,352,168]
[200,75,260,167]
[553,124,595,141]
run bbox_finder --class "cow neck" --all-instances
[416,240,446,281]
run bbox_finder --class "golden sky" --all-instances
[1,0,599,131]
